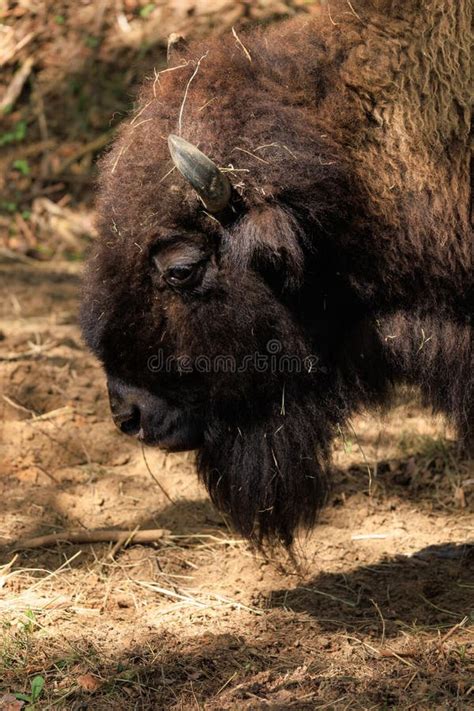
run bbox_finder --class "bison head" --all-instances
[81,31,362,544]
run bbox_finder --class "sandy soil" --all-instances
[0,257,472,710]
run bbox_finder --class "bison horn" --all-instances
[168,134,231,213]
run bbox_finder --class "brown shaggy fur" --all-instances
[81,0,472,544]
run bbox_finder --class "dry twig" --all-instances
[0,56,34,113]
[437,615,469,646]
[52,131,114,176]
[9,529,170,551]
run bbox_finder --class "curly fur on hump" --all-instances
[81,0,472,545]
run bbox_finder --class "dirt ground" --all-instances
[0,258,473,709]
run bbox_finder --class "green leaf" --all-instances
[15,693,32,702]
[54,14,65,24]
[0,120,27,146]
[140,3,155,18]
[85,35,100,48]
[0,201,18,213]
[30,675,45,702]
[13,159,30,176]
[65,251,84,262]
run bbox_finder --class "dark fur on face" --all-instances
[81,0,472,545]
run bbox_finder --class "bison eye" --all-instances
[164,264,197,287]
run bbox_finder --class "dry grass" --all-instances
[0,527,472,709]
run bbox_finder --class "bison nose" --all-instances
[107,377,143,437]
[112,405,141,436]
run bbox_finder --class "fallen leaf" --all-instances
[77,674,102,692]
[0,695,24,711]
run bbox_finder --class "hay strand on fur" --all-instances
[177,52,208,135]
[232,26,252,62]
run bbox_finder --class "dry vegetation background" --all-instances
[0,1,473,709]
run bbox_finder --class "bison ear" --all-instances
[228,206,305,290]
[167,33,188,64]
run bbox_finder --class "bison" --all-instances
[81,0,472,545]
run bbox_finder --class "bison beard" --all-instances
[198,401,332,546]
[81,0,472,546]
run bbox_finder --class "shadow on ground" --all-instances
[267,542,474,634]
[3,545,470,710]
